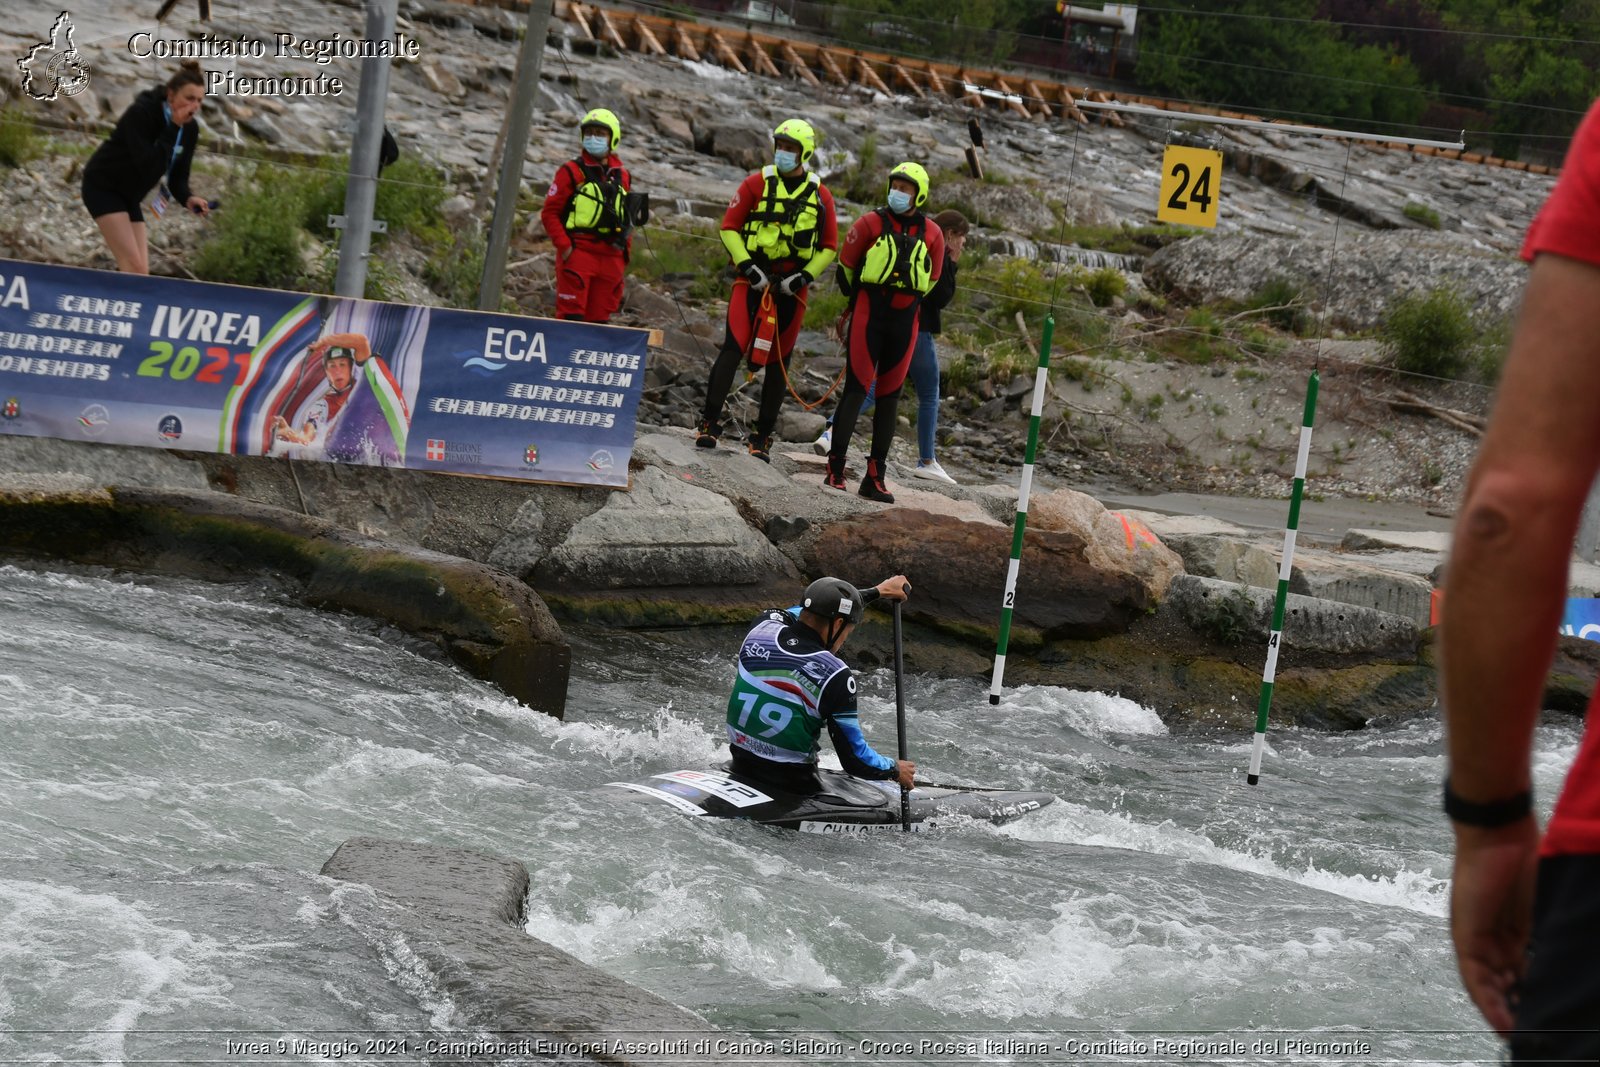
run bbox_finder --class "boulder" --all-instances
[0,483,572,717]
[697,121,769,172]
[416,59,465,100]
[1289,552,1436,627]
[1144,231,1527,331]
[1163,532,1280,589]
[802,506,1159,641]
[320,838,784,1064]
[534,465,800,591]
[1167,574,1418,658]
[1026,489,1186,602]
[651,109,696,149]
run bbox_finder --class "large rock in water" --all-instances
[1025,489,1185,603]
[532,465,801,623]
[1144,231,1527,330]
[321,837,796,1064]
[0,480,572,718]
[801,504,1166,641]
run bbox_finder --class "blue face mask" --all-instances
[887,189,913,214]
[773,149,798,173]
[582,135,610,157]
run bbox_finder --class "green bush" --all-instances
[1193,584,1259,646]
[1080,266,1127,308]
[192,177,307,289]
[422,224,486,308]
[292,155,447,241]
[1380,287,1480,380]
[1246,277,1311,334]
[0,106,41,168]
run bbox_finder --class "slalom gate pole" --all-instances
[1247,369,1320,785]
[893,600,910,831]
[988,314,1055,705]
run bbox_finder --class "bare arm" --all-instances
[1442,253,1600,798]
[1441,252,1600,1033]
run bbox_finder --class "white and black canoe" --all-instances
[606,766,1054,834]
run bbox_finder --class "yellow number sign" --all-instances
[1157,144,1222,228]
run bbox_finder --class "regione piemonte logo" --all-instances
[18,11,92,101]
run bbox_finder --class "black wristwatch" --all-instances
[1442,776,1533,828]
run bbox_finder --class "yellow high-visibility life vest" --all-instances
[563,160,628,236]
[740,166,823,261]
[858,209,932,294]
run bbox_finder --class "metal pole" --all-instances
[479,0,554,311]
[893,600,910,832]
[1247,370,1320,785]
[988,313,1055,705]
[334,0,398,298]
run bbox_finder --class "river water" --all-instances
[1,562,1578,1065]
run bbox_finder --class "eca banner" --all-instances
[0,258,649,487]
[1563,599,1600,643]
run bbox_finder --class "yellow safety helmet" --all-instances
[772,118,817,166]
[581,108,621,150]
[887,161,929,209]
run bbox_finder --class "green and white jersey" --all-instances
[726,612,850,764]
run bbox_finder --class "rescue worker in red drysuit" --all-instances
[695,118,839,462]
[540,108,632,323]
[825,161,944,503]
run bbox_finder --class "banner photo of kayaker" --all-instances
[0,257,649,488]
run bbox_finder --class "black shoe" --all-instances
[747,433,771,463]
[858,457,894,503]
[823,453,847,490]
[695,419,721,448]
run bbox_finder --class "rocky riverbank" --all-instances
[3,0,1594,728]
[5,431,1598,730]
[1,0,1563,510]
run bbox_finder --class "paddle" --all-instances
[893,599,910,832]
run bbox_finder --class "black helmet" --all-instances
[802,577,864,625]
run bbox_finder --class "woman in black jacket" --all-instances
[81,60,210,273]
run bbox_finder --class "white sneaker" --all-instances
[913,459,956,484]
[812,426,833,456]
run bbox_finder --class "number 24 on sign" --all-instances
[1157,144,1221,228]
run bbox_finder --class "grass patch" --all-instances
[1244,277,1311,334]
[1402,202,1441,229]
[838,132,885,205]
[0,106,42,168]
[632,218,726,304]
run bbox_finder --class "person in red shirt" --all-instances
[696,118,839,462]
[1442,98,1600,1062]
[540,108,632,323]
[825,162,944,503]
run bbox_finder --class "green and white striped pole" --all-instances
[989,314,1055,705]
[1248,369,1320,784]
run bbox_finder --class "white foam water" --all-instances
[1,564,1548,1064]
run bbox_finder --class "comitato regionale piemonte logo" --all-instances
[17,11,92,102]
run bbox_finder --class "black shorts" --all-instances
[82,181,145,223]
[1512,852,1600,1063]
